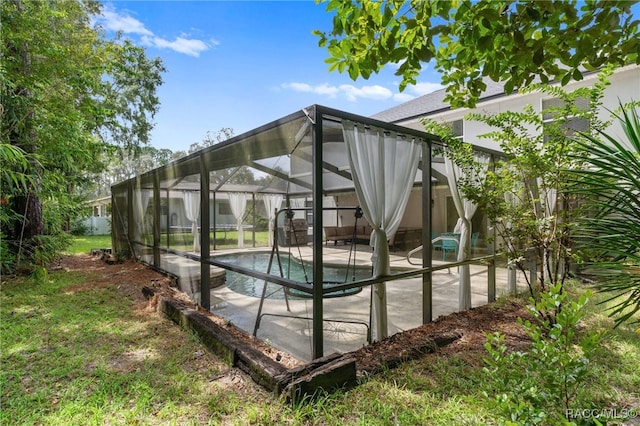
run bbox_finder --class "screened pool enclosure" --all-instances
[111,105,501,361]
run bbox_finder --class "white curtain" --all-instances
[183,192,200,253]
[229,192,248,248]
[504,191,518,294]
[537,177,558,283]
[445,151,490,310]
[133,189,151,243]
[263,194,283,247]
[343,120,421,340]
[290,197,306,219]
[537,177,557,218]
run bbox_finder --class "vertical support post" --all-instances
[110,191,117,253]
[487,154,496,302]
[200,154,211,310]
[312,107,324,359]
[507,266,517,295]
[252,193,256,248]
[166,188,171,249]
[528,249,538,291]
[127,183,134,258]
[422,141,433,324]
[212,192,217,251]
[152,171,161,267]
[487,228,496,302]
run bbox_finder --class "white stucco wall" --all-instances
[395,65,640,149]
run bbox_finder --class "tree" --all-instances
[90,146,174,201]
[188,128,235,154]
[425,71,612,314]
[173,128,258,184]
[0,0,165,272]
[315,0,639,107]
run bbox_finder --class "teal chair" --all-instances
[431,232,442,251]
[441,233,459,261]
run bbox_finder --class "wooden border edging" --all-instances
[141,287,463,400]
[143,287,358,401]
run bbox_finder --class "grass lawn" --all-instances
[2,248,639,424]
[67,232,272,255]
[66,235,113,255]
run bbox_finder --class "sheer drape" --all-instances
[183,191,201,253]
[229,193,248,248]
[343,120,421,340]
[262,194,283,247]
[133,189,151,243]
[536,177,558,283]
[445,151,490,310]
[290,198,306,219]
[504,191,518,294]
[537,178,557,217]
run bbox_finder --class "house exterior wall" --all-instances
[375,65,639,251]
[393,65,640,148]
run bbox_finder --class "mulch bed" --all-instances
[59,254,532,374]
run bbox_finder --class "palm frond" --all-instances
[571,102,640,326]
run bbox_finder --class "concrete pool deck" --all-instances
[157,244,529,363]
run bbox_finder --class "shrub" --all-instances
[483,284,599,424]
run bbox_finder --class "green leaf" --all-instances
[572,68,583,81]
[533,48,544,66]
[348,63,360,80]
[504,78,514,94]
[514,30,525,46]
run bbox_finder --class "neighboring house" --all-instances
[370,64,640,249]
[83,196,112,235]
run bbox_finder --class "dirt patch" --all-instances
[59,254,531,374]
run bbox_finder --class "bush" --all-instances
[483,284,599,424]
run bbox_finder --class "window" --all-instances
[542,97,589,143]
[218,201,232,215]
[448,119,464,140]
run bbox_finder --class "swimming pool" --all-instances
[214,252,370,299]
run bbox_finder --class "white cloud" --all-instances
[141,35,209,57]
[281,83,339,97]
[410,82,443,96]
[96,5,209,57]
[282,80,443,103]
[98,6,153,36]
[393,92,415,102]
[282,82,393,102]
[339,84,393,101]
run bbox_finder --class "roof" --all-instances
[371,79,508,123]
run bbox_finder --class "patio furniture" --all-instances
[441,233,460,261]
[432,232,442,251]
[324,224,373,246]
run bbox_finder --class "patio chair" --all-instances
[431,232,442,251]
[441,233,460,261]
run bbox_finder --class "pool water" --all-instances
[215,252,371,299]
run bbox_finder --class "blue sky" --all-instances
[95,1,443,152]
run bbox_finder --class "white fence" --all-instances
[81,216,111,235]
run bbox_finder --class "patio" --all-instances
[145,244,528,362]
